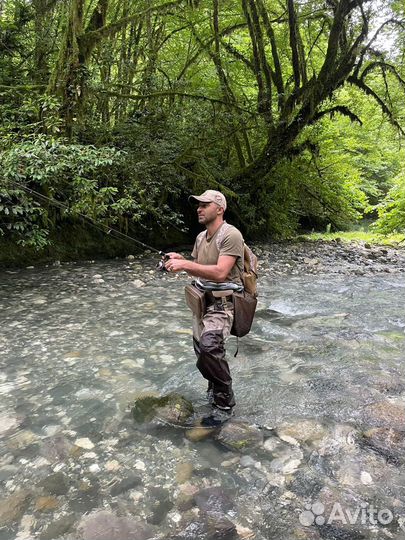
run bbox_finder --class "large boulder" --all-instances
[131,393,194,426]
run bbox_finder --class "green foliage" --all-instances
[0,0,405,260]
[373,172,405,234]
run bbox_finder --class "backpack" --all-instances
[241,243,258,297]
[194,222,258,296]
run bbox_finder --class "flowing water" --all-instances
[1,255,405,540]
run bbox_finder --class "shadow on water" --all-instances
[1,260,405,539]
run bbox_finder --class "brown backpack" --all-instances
[231,243,258,338]
[241,243,258,297]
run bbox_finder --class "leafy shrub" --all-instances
[373,172,405,234]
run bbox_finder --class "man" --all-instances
[165,190,244,419]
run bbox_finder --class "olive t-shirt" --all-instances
[191,221,244,284]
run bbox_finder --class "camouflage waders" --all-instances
[192,298,235,409]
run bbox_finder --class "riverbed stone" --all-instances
[360,427,405,463]
[176,462,193,484]
[276,419,327,446]
[40,514,76,540]
[35,496,59,512]
[215,421,263,452]
[110,475,143,496]
[77,510,155,540]
[362,400,405,431]
[145,486,174,525]
[131,393,194,425]
[0,489,32,526]
[0,413,20,434]
[39,435,75,462]
[38,472,70,496]
[174,512,237,540]
[194,487,233,514]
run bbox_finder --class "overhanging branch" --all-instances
[312,105,363,125]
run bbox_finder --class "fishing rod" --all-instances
[4,179,171,268]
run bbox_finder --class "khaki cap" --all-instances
[189,190,227,211]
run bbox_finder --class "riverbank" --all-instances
[256,239,405,278]
[1,233,405,275]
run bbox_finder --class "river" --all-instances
[1,248,405,540]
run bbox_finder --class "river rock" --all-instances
[176,462,193,484]
[0,489,32,526]
[131,393,194,425]
[215,421,263,452]
[194,487,233,514]
[40,514,76,540]
[69,476,100,513]
[0,413,20,434]
[276,419,327,446]
[173,513,237,540]
[39,435,75,462]
[362,401,405,431]
[360,427,405,463]
[77,510,155,540]
[38,472,70,495]
[110,475,143,496]
[185,423,216,442]
[35,496,59,512]
[145,487,174,525]
[6,429,38,450]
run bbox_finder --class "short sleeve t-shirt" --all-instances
[191,221,244,284]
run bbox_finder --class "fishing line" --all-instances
[4,179,166,256]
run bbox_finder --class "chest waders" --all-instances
[191,280,243,410]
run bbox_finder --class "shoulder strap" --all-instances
[215,222,233,250]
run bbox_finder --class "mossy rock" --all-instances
[131,393,194,426]
[215,421,263,452]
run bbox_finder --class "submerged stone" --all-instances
[173,512,237,540]
[38,472,70,495]
[131,393,194,425]
[360,427,405,463]
[362,401,405,431]
[40,514,76,540]
[215,421,263,452]
[0,489,32,526]
[35,496,59,512]
[110,475,143,496]
[194,487,234,514]
[77,510,155,540]
[276,419,327,446]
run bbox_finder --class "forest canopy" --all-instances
[0,0,404,257]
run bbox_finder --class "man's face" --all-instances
[197,202,222,225]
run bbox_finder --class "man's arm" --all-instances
[165,254,236,282]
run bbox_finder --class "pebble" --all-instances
[134,460,146,471]
[360,471,373,485]
[240,456,256,468]
[221,456,240,467]
[0,413,19,434]
[105,460,120,471]
[132,279,145,288]
[74,438,95,450]
[176,462,193,483]
[89,464,101,473]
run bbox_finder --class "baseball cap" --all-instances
[189,190,227,211]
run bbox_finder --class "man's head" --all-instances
[189,190,227,227]
[189,190,227,211]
